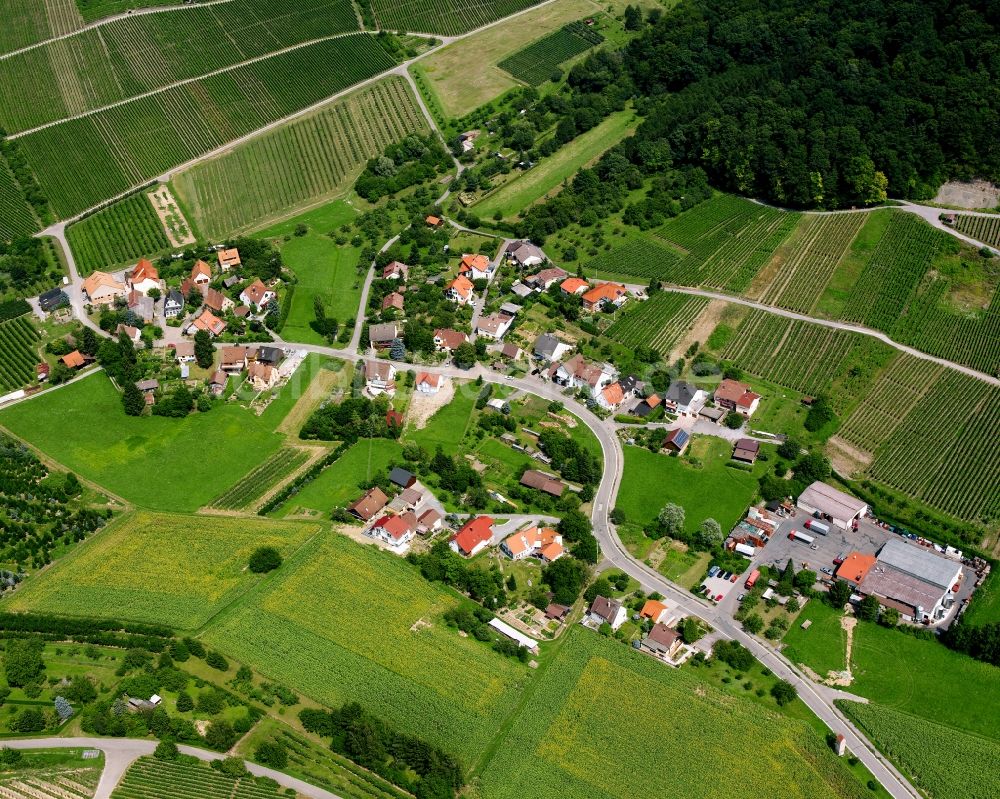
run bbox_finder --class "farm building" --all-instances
[390,487,423,512]
[545,603,570,621]
[519,470,566,497]
[797,481,867,529]
[38,287,68,312]
[450,516,494,557]
[127,290,154,324]
[732,438,760,464]
[81,271,126,306]
[489,618,539,653]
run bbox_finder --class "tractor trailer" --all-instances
[788,529,816,545]
[804,519,830,535]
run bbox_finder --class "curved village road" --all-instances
[0,736,347,799]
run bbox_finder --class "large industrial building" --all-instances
[838,538,963,623]
[797,481,868,529]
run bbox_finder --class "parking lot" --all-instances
[700,569,745,604]
[758,513,895,578]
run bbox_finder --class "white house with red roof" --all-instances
[415,372,443,394]
[240,278,276,311]
[458,253,492,281]
[714,378,762,417]
[128,259,160,295]
[500,525,564,562]
[370,512,417,551]
[190,260,212,287]
[445,274,474,305]
[450,516,494,557]
[596,381,625,411]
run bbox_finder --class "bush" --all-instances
[248,546,282,574]
[255,740,288,769]
[205,651,229,671]
[154,740,179,761]
[771,680,797,706]
[176,692,193,712]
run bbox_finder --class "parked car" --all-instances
[715,593,723,602]
[737,593,746,602]
[821,567,834,575]
[730,573,739,583]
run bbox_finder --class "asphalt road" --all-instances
[0,736,346,799]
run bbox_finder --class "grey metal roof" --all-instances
[876,538,962,590]
[797,481,867,522]
[859,565,944,614]
[534,333,558,358]
[389,467,414,487]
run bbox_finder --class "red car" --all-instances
[715,593,723,602]
[730,573,739,583]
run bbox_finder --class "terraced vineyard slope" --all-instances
[0,315,41,391]
[0,156,39,240]
[498,20,604,86]
[370,0,545,35]
[173,76,428,238]
[606,291,707,356]
[0,0,360,133]
[954,213,1000,248]
[111,756,285,799]
[0,0,84,56]
[66,191,170,275]
[16,33,397,219]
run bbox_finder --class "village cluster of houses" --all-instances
[346,467,444,553]
[70,248,277,339]
[583,594,690,663]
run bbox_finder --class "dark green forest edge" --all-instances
[497,0,998,247]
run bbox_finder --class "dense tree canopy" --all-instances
[624,0,999,207]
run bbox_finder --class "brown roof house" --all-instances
[217,248,241,271]
[381,292,405,312]
[364,360,396,397]
[662,428,690,455]
[642,623,682,659]
[434,328,468,352]
[239,278,276,311]
[586,596,626,630]
[732,438,760,464]
[714,379,762,417]
[348,487,390,522]
[187,309,226,337]
[520,469,566,497]
[248,361,279,391]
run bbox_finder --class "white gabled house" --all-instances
[364,360,397,397]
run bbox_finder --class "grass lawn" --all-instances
[657,543,711,589]
[6,510,319,629]
[277,438,404,516]
[476,628,867,799]
[261,204,362,347]
[413,0,604,119]
[781,600,848,678]
[963,568,1000,625]
[0,357,325,511]
[201,532,530,764]
[256,198,358,238]
[617,437,760,532]
[849,620,1000,741]
[404,384,476,452]
[474,110,638,218]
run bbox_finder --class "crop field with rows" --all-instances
[841,702,1000,799]
[111,757,285,799]
[371,0,544,35]
[760,213,866,312]
[889,279,1000,376]
[478,629,865,799]
[0,0,360,133]
[836,354,943,455]
[0,316,40,391]
[0,158,38,241]
[202,532,528,763]
[173,77,428,238]
[840,214,939,331]
[66,192,170,275]
[6,510,319,629]
[653,194,799,291]
[17,33,396,219]
[865,370,1000,522]
[605,291,707,356]
[954,213,1000,248]
[585,237,683,280]
[498,20,604,86]
[209,447,309,511]
[0,0,83,56]
[720,311,859,396]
